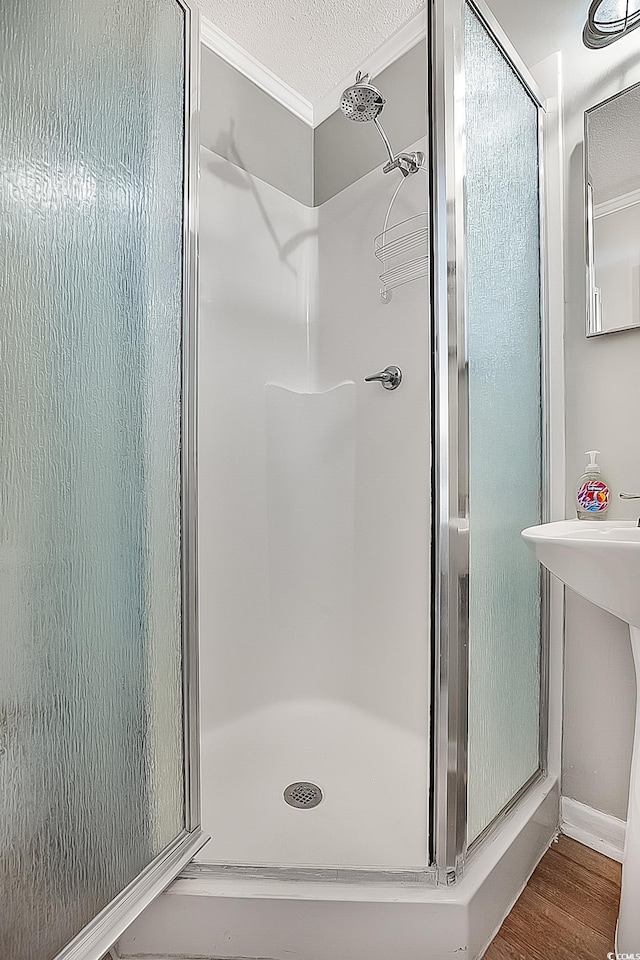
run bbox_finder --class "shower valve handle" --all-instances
[364,365,402,390]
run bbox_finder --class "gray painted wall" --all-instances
[488,0,640,821]
[560,42,640,820]
[200,47,313,205]
[200,43,425,207]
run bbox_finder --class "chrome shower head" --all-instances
[339,71,424,178]
[339,73,385,122]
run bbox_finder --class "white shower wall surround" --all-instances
[266,381,357,673]
[197,141,431,868]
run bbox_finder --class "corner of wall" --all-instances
[200,45,314,206]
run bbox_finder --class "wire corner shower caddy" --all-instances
[374,212,429,299]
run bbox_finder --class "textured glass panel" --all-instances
[464,6,542,842]
[0,1,186,957]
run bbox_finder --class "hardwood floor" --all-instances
[484,836,622,960]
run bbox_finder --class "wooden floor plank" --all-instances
[483,837,621,960]
[527,846,620,939]
[499,886,614,960]
[483,933,527,960]
[553,834,622,885]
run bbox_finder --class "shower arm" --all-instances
[374,116,424,178]
[373,117,396,165]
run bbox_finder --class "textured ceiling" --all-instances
[194,0,424,103]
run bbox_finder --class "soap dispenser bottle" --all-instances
[576,450,610,519]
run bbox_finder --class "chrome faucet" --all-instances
[364,365,403,390]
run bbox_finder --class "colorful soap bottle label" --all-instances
[577,480,610,512]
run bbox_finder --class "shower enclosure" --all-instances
[189,0,550,887]
[1,0,558,956]
[119,7,558,953]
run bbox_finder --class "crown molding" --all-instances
[594,184,640,220]
[200,10,427,129]
[312,9,427,127]
[200,16,314,126]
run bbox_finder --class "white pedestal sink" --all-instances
[522,519,640,952]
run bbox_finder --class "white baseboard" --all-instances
[560,796,626,863]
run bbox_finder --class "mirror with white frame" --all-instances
[585,81,640,336]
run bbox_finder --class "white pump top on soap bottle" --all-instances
[585,451,601,474]
[576,450,610,519]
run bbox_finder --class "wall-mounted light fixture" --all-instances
[584,0,640,47]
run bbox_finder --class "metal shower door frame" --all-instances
[428,0,550,883]
[52,1,207,957]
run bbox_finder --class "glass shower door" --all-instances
[0,1,203,958]
[430,0,546,877]
[463,3,543,844]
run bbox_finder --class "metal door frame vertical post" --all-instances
[428,0,469,884]
[180,0,203,837]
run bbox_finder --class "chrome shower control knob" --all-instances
[364,365,402,390]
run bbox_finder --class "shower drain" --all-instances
[283,781,323,809]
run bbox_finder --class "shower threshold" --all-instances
[117,777,559,960]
